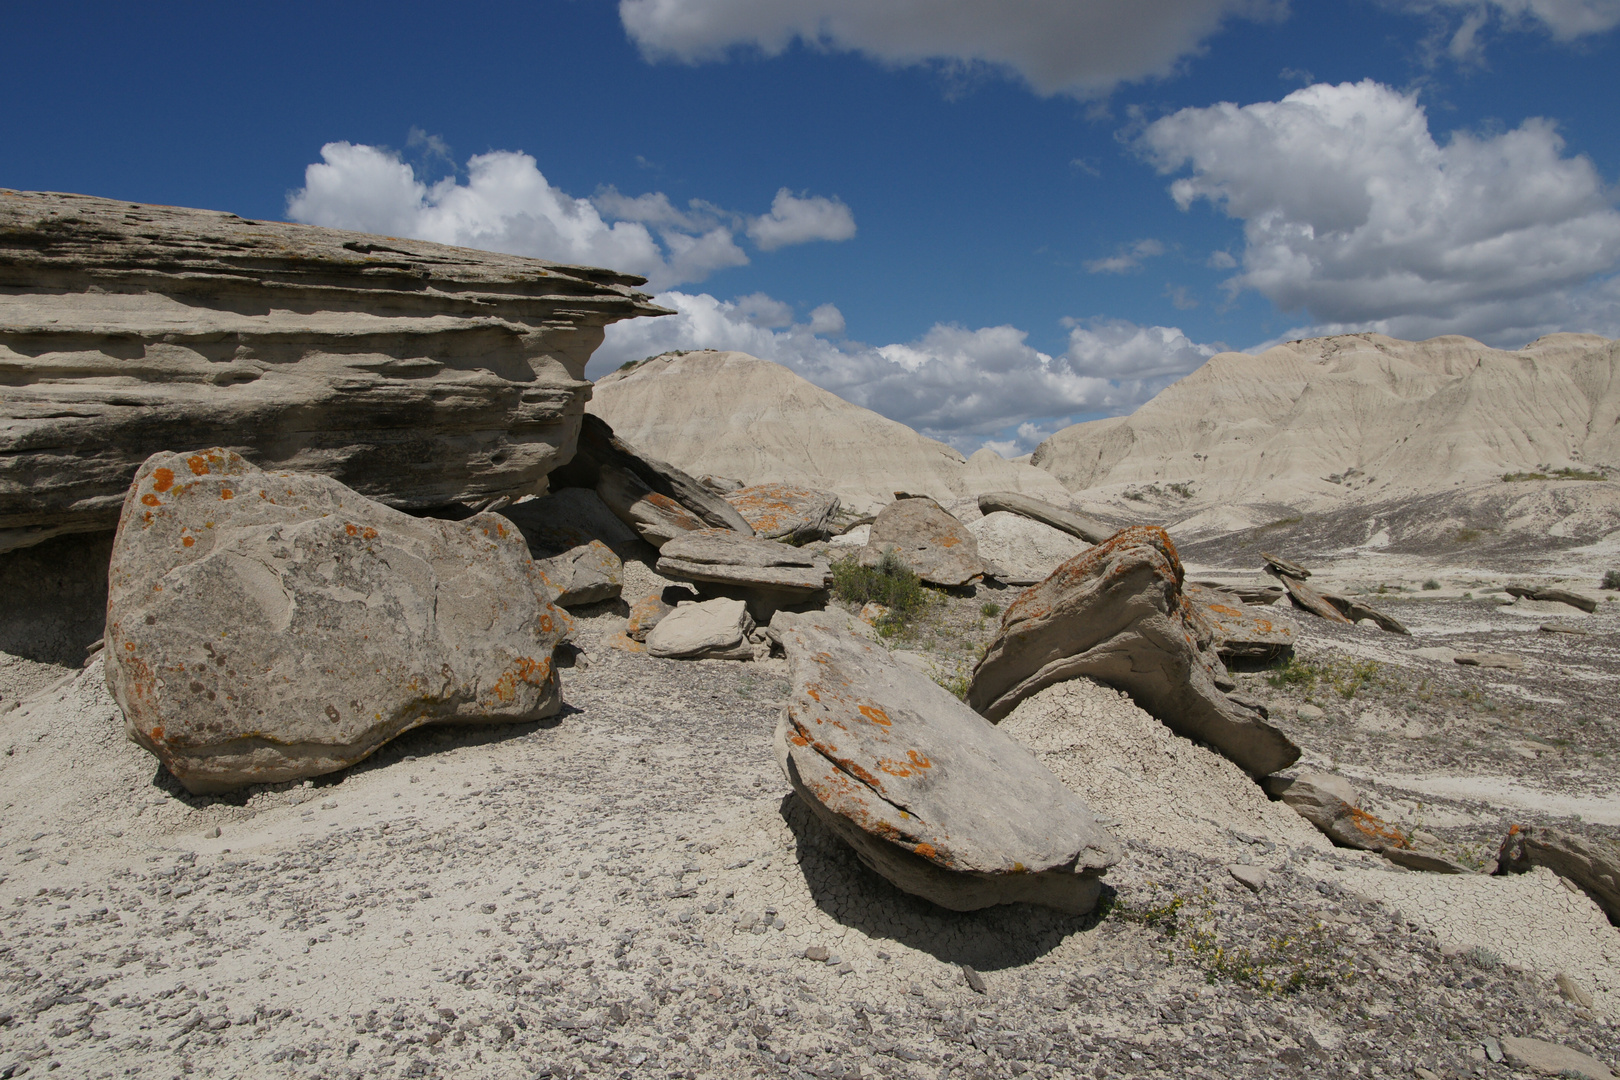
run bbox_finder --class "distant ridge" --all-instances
[588,350,1069,513]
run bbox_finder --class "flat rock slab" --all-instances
[1274,571,1354,624]
[1382,847,1472,874]
[975,491,1111,544]
[1499,1035,1616,1079]
[860,497,984,587]
[645,598,755,660]
[535,540,622,607]
[0,190,668,555]
[776,623,1120,913]
[104,449,570,794]
[657,529,832,596]
[723,483,840,543]
[1456,652,1526,670]
[1186,583,1297,662]
[1499,825,1620,925]
[968,526,1300,778]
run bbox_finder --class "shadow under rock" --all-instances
[778,794,1109,972]
[146,710,571,806]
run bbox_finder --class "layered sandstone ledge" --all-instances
[0,189,670,553]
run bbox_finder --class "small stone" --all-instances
[962,965,987,994]
[804,946,829,962]
[1297,703,1325,721]
[1499,1035,1616,1079]
[1226,864,1271,893]
[824,954,841,966]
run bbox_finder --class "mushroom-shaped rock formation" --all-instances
[776,623,1121,913]
[105,449,571,794]
[967,526,1300,778]
[0,189,670,555]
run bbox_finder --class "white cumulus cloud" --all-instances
[747,189,857,250]
[1085,238,1166,274]
[1138,79,1620,344]
[619,0,1287,98]
[287,142,853,290]
[594,291,1221,452]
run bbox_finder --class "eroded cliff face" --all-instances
[0,189,670,553]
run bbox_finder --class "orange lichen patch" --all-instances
[914,842,937,860]
[187,454,211,476]
[806,687,821,702]
[152,467,175,492]
[1210,603,1243,617]
[1344,807,1408,849]
[141,493,162,507]
[220,488,234,500]
[488,656,553,704]
[856,704,892,727]
[150,727,164,742]
[789,733,810,747]
[181,536,195,548]
[124,642,136,650]
[938,535,959,547]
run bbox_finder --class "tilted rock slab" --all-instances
[1273,571,1354,624]
[776,623,1120,913]
[1322,592,1410,635]
[976,491,1112,545]
[967,526,1300,778]
[0,190,669,555]
[1499,825,1620,925]
[1261,772,1411,852]
[859,496,984,587]
[723,483,840,543]
[597,464,708,548]
[104,449,570,794]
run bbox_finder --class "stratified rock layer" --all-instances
[104,449,570,793]
[776,623,1120,913]
[0,190,669,553]
[967,526,1300,778]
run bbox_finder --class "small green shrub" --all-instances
[1453,527,1481,544]
[1502,467,1603,482]
[1602,570,1620,590]
[1422,579,1441,590]
[980,601,1001,618]
[1259,515,1303,530]
[830,550,930,635]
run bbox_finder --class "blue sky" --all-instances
[7,1,1620,453]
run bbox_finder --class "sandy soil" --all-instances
[1,546,1617,1079]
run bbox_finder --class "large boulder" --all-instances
[859,497,984,587]
[656,529,831,619]
[104,449,571,794]
[1498,825,1620,925]
[776,623,1121,913]
[645,597,756,660]
[967,526,1300,778]
[0,190,669,556]
[723,483,840,543]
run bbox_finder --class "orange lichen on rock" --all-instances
[857,704,892,727]
[152,467,175,492]
[187,454,211,476]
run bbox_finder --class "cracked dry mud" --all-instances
[1,555,1618,1080]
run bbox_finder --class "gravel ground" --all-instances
[1,554,1617,1079]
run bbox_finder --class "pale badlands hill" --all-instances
[1033,332,1620,541]
[587,350,1070,514]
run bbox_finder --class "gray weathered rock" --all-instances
[723,483,841,543]
[1186,583,1297,662]
[699,475,744,494]
[0,190,669,555]
[626,594,675,642]
[535,540,622,607]
[1261,772,1410,852]
[1272,570,1354,624]
[967,511,1088,585]
[498,488,642,558]
[1497,825,1620,925]
[104,449,570,794]
[860,497,984,587]
[1508,584,1599,613]
[596,464,708,548]
[1260,551,1312,580]
[975,491,1112,544]
[553,414,753,537]
[645,598,756,660]
[1227,864,1272,893]
[1498,1035,1616,1079]
[1381,847,1472,874]
[1456,652,1526,670]
[969,526,1300,777]
[656,529,831,619]
[766,606,877,648]
[1322,592,1411,634]
[776,623,1120,913]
